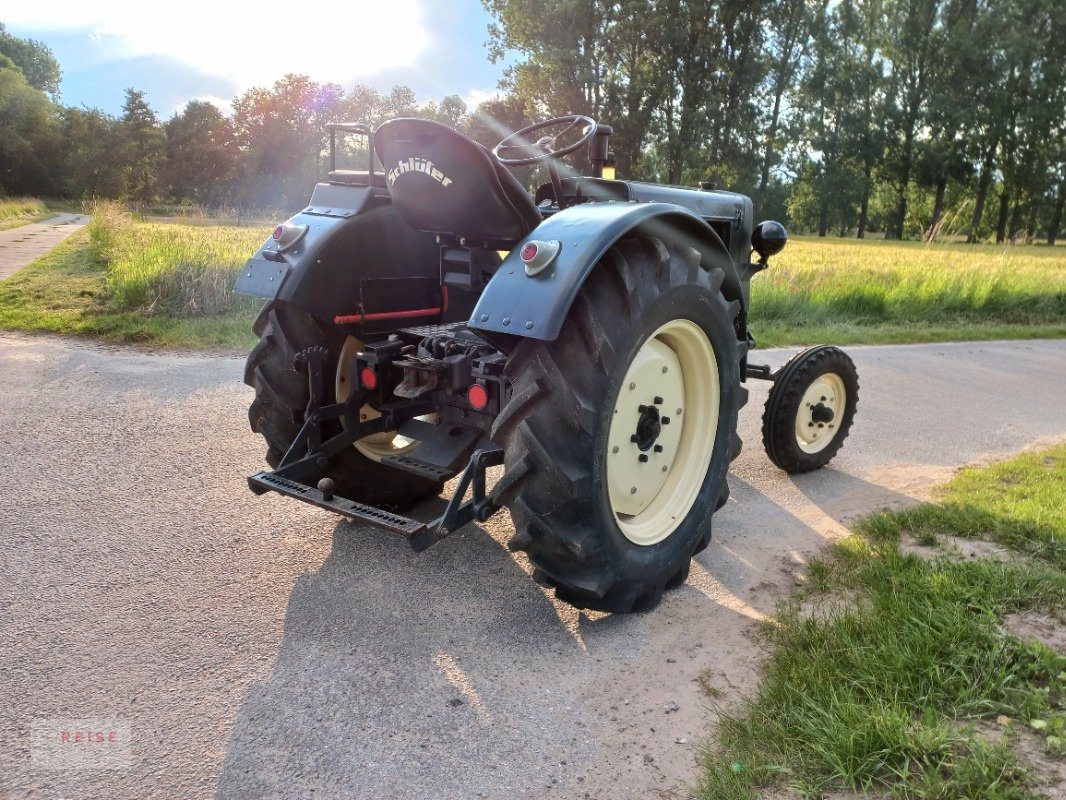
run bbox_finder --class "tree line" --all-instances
[3,3,1064,242]
[484,0,1065,243]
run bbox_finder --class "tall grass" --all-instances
[0,196,47,223]
[750,237,1066,330]
[87,201,267,316]
[79,201,1066,332]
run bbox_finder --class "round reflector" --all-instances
[359,367,377,389]
[467,383,489,410]
[520,243,539,262]
[272,225,284,240]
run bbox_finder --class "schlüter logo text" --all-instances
[387,158,453,188]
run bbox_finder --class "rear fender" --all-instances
[468,202,742,341]
[235,183,443,327]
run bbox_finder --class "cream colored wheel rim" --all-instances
[335,336,425,463]
[795,373,845,454]
[606,319,720,546]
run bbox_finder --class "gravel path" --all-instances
[1,332,1063,800]
[0,214,90,281]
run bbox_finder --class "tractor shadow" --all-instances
[214,466,920,799]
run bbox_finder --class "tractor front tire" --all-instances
[493,236,745,613]
[244,302,442,510]
[761,345,859,473]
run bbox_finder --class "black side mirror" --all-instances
[752,220,788,262]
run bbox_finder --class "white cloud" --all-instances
[462,88,500,109]
[5,0,430,89]
[170,95,235,116]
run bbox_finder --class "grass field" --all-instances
[700,445,1066,799]
[0,197,53,231]
[753,236,1066,345]
[87,202,266,316]
[0,204,1063,351]
[0,204,266,350]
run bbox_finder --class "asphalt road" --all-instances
[1,332,1064,800]
[0,214,89,280]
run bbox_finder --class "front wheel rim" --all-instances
[606,319,720,546]
[794,373,846,454]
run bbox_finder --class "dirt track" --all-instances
[1,331,1064,799]
[0,214,89,280]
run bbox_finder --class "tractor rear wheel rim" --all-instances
[795,373,845,454]
[336,336,424,462]
[606,319,719,546]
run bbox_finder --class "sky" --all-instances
[3,0,511,116]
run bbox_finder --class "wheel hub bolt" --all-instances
[653,444,663,453]
[654,396,663,405]
[639,454,649,463]
[661,416,671,425]
[811,402,835,424]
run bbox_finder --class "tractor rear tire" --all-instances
[244,302,443,510]
[492,236,746,613]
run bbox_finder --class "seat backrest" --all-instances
[374,118,541,247]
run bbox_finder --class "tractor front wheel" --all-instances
[493,236,745,613]
[761,345,859,473]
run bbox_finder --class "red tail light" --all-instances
[360,367,377,389]
[467,383,489,410]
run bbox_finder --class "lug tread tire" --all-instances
[761,345,859,474]
[244,302,442,510]
[494,236,746,613]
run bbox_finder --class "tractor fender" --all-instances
[468,201,743,341]
[234,183,443,326]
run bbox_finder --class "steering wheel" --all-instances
[494,115,599,166]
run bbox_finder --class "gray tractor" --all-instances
[235,115,859,613]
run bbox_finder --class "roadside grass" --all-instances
[699,445,1066,799]
[750,236,1066,346]
[87,201,267,316]
[0,197,52,231]
[0,229,259,350]
[1,203,1064,351]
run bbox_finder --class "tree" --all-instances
[881,0,946,239]
[113,89,165,203]
[753,0,813,218]
[232,74,345,209]
[0,23,61,97]
[163,101,238,207]
[420,94,468,129]
[55,106,124,198]
[0,53,58,194]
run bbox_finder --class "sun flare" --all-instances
[4,0,429,88]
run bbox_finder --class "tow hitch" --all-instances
[247,345,511,551]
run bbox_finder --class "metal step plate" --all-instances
[380,454,456,481]
[248,471,433,550]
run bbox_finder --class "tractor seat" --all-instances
[374,118,541,248]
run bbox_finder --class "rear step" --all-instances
[380,418,485,482]
[379,454,455,481]
[248,445,505,552]
[249,471,434,551]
